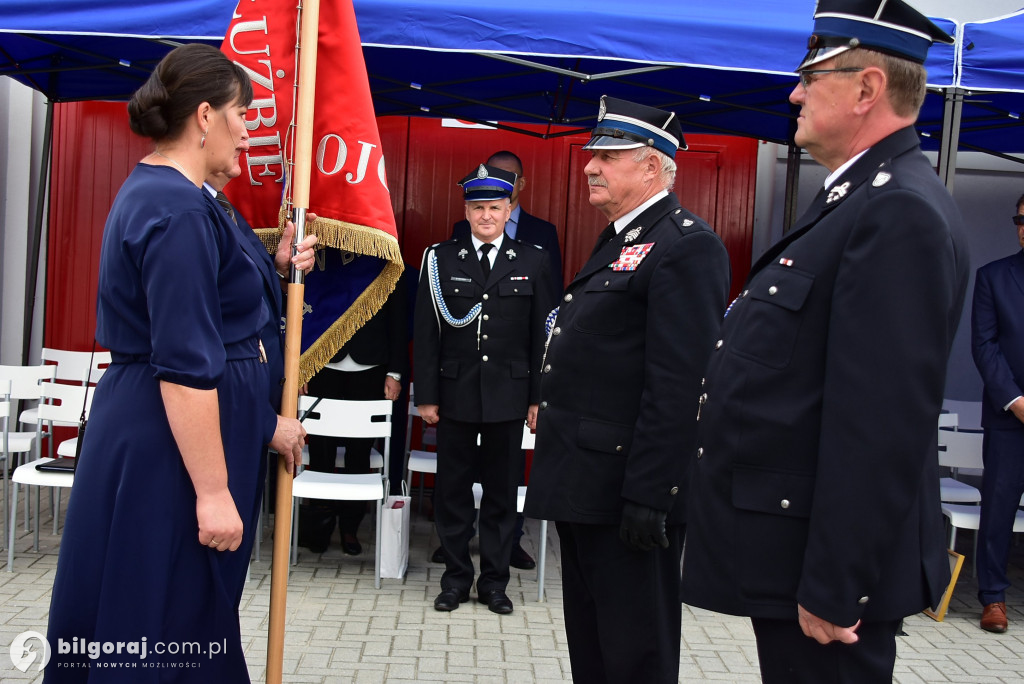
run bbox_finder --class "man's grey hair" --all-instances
[632,146,677,188]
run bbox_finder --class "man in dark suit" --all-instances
[524,96,730,684]
[448,150,561,570]
[452,151,562,296]
[303,264,408,555]
[415,163,554,614]
[681,2,969,681]
[972,193,1024,634]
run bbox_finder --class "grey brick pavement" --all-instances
[3,491,1024,682]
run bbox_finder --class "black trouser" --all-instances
[306,365,386,536]
[556,520,683,684]
[435,416,520,594]
[751,616,901,684]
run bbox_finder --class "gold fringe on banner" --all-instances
[250,210,405,385]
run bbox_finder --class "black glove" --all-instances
[618,500,669,552]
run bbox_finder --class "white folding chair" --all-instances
[18,349,109,460]
[404,384,437,512]
[8,381,92,570]
[2,380,36,552]
[937,426,982,504]
[290,396,392,588]
[519,425,549,602]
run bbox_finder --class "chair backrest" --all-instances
[938,412,958,429]
[941,399,982,431]
[0,364,57,400]
[298,396,393,440]
[41,348,111,384]
[1,378,10,421]
[37,381,93,424]
[937,427,984,470]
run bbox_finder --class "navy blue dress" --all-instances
[45,164,276,682]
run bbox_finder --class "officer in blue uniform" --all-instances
[525,97,730,684]
[414,164,554,614]
[681,2,969,682]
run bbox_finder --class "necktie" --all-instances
[479,243,493,279]
[215,191,237,225]
[590,222,616,257]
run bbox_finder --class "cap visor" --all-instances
[796,45,851,71]
[582,135,646,151]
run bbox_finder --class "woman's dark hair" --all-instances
[128,43,254,142]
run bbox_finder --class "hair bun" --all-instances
[128,79,171,139]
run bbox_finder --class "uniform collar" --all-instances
[613,189,669,233]
[471,232,504,255]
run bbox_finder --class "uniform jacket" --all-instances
[327,261,409,378]
[524,192,730,525]
[234,210,285,437]
[454,208,563,294]
[972,250,1024,432]
[681,126,970,626]
[414,234,554,423]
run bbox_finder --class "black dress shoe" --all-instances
[341,538,362,556]
[510,543,536,570]
[478,589,514,615]
[431,545,445,563]
[433,588,469,611]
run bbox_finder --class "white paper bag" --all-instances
[379,494,411,579]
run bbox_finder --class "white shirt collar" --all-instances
[613,189,669,233]
[470,232,504,260]
[824,149,869,189]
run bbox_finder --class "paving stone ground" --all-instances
[3,488,1024,682]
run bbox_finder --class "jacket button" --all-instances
[482,355,489,362]
[564,293,573,302]
[454,288,460,293]
[543,364,551,373]
[483,293,489,300]
[615,445,623,452]
[742,289,749,297]
[780,499,790,509]
[715,339,723,350]
[553,327,561,336]
[768,285,778,295]
[539,401,548,410]
[669,486,679,495]
[482,334,489,341]
[697,447,704,459]
[514,288,519,293]
[604,280,610,287]
[483,314,489,321]
[858,596,869,605]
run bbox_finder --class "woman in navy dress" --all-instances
[45,44,309,682]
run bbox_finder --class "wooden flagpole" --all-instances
[267,0,320,680]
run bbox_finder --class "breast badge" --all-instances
[611,243,654,272]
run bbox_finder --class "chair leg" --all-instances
[33,486,40,552]
[537,519,548,602]
[1,455,8,553]
[53,488,61,535]
[374,496,382,590]
[8,481,18,571]
[291,498,298,566]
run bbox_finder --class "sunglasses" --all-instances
[1013,216,1024,225]
[797,67,865,88]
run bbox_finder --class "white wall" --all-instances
[0,78,47,366]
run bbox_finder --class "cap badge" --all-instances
[476,164,488,179]
[506,248,517,261]
[872,171,892,187]
[458,248,469,260]
[597,97,607,122]
[826,181,851,204]
[623,226,642,243]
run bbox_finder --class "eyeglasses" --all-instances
[1012,215,1024,225]
[798,67,865,88]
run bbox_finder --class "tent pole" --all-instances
[938,87,963,194]
[782,143,801,233]
[21,98,52,365]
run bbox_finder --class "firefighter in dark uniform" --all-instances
[414,164,554,615]
[681,2,969,682]
[524,97,731,684]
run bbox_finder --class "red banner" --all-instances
[221,0,402,383]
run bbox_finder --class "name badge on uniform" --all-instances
[611,243,654,271]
